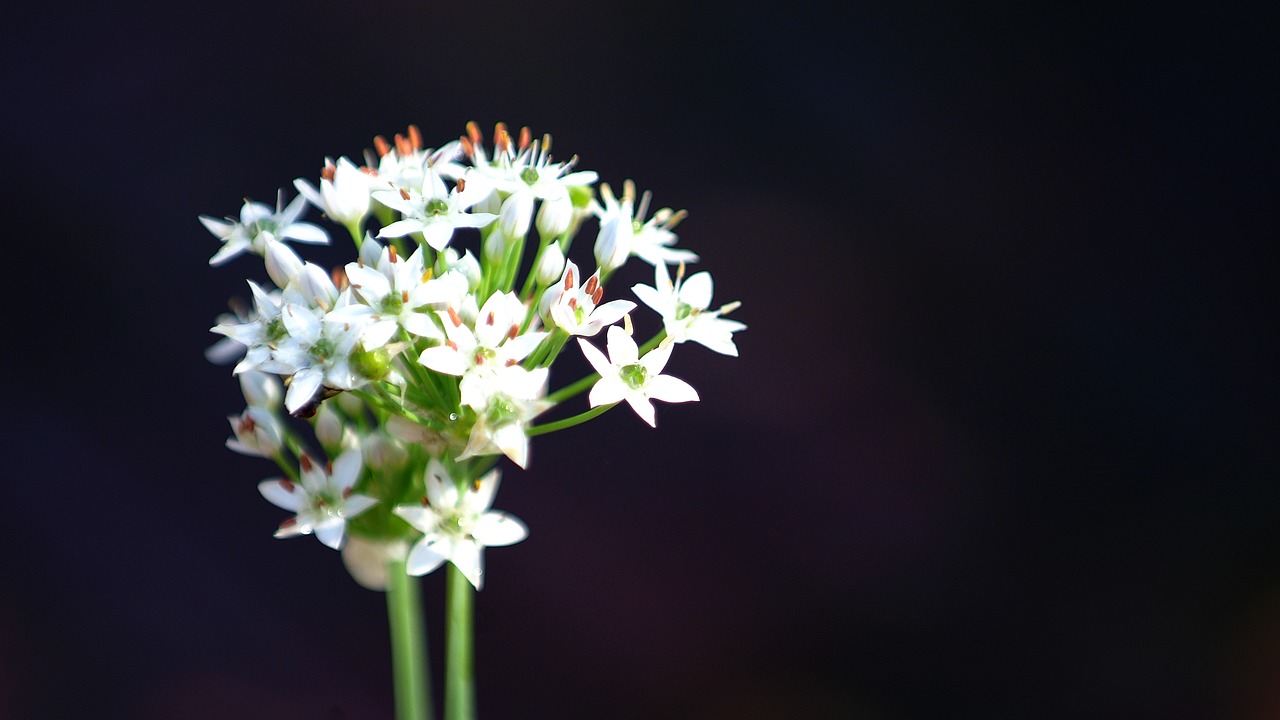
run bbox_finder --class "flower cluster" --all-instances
[205,123,745,589]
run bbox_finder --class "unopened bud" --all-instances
[498,192,533,239]
[593,216,630,272]
[536,195,573,238]
[363,433,408,471]
[265,238,304,287]
[536,242,566,286]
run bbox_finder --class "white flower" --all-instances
[457,365,552,469]
[294,156,374,228]
[418,292,548,408]
[226,406,283,457]
[592,180,698,270]
[540,260,635,337]
[258,450,377,550]
[202,190,329,267]
[339,244,468,348]
[392,459,528,590]
[374,177,495,251]
[632,263,746,356]
[577,326,699,427]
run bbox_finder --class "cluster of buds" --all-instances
[204,123,745,589]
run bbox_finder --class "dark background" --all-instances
[1,2,1276,718]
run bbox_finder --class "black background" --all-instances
[1,2,1276,718]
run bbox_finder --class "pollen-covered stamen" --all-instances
[321,164,337,182]
[592,286,604,305]
[421,495,431,506]
[564,266,575,291]
[675,260,687,284]
[472,479,482,492]
[719,300,742,315]
[447,306,463,327]
[567,297,577,311]
[332,267,348,290]
[456,177,466,193]
[518,126,531,151]
[401,290,410,305]
[341,487,353,500]
[388,245,399,263]
[421,268,433,283]
[279,517,298,529]
[280,478,296,493]
[408,124,422,150]
[299,454,314,472]
[374,135,392,157]
[460,136,475,158]
[507,324,519,340]
[494,122,510,152]
[394,133,413,157]
[399,188,411,202]
[636,190,653,224]
[584,275,598,297]
[505,358,518,367]
[445,340,458,351]
[485,311,495,326]
[326,460,334,475]
[466,121,483,146]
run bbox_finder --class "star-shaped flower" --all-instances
[591,180,697,271]
[577,326,699,427]
[540,260,635,337]
[373,177,495,251]
[258,451,377,550]
[294,156,375,228]
[201,190,329,266]
[392,459,528,590]
[632,263,746,356]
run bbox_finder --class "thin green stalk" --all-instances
[387,557,434,720]
[527,403,615,436]
[445,564,475,720]
[546,372,599,405]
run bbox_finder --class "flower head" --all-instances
[632,263,746,356]
[201,190,329,266]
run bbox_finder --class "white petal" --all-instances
[449,537,485,590]
[258,479,304,511]
[472,512,528,547]
[647,375,700,404]
[587,377,628,408]
[393,505,437,534]
[640,341,674,376]
[378,219,425,238]
[605,325,639,366]
[680,272,714,310]
[282,222,330,245]
[285,370,323,414]
[314,520,346,549]
[330,450,364,491]
[425,458,458,508]
[464,469,502,513]
[406,535,450,576]
[625,395,657,427]
[577,338,614,377]
[343,494,379,518]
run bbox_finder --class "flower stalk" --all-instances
[387,557,434,720]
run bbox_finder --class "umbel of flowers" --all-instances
[204,123,744,720]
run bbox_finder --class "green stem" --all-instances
[546,372,599,405]
[387,557,434,720]
[445,564,476,720]
[527,403,615,436]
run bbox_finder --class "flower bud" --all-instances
[323,156,372,226]
[350,345,392,381]
[226,406,283,457]
[314,401,345,451]
[593,216,630,272]
[483,229,506,264]
[296,262,338,309]
[498,192,533,239]
[536,195,572,238]
[265,238,304,287]
[341,537,408,591]
[539,284,562,327]
[453,250,482,290]
[359,234,384,267]
[535,242,565,286]
[238,370,282,409]
[363,432,408,471]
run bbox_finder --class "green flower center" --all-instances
[350,346,392,380]
[311,338,335,361]
[520,167,540,185]
[486,395,520,426]
[381,292,404,314]
[425,198,449,216]
[674,302,695,321]
[619,363,648,390]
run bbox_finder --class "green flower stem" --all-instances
[386,557,434,720]
[527,403,615,436]
[445,564,476,720]
[346,221,365,250]
[545,372,599,405]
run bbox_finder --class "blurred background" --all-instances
[1,2,1275,718]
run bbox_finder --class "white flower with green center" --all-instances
[272,292,377,415]
[591,180,698,270]
[210,280,289,375]
[541,260,635,337]
[419,292,548,408]
[338,243,469,348]
[578,326,699,427]
[392,459,528,590]
[457,365,552,469]
[201,190,329,267]
[373,176,495,252]
[258,450,377,550]
[632,263,746,357]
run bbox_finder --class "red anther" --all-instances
[446,340,458,351]
[592,286,603,305]
[326,460,334,475]
[466,121,483,145]
[360,166,378,176]
[460,136,475,158]
[408,124,422,150]
[421,495,430,506]
[505,359,518,367]
[474,352,485,365]
[447,306,462,327]
[507,324,519,340]
[299,455,314,472]
[280,478,296,493]
[564,266,574,290]
[402,290,410,304]
[240,415,256,432]
[332,267,348,290]
[567,297,577,310]
[394,133,412,156]
[473,479,482,492]
[279,517,298,529]
[485,311,495,326]
[494,122,510,151]
[399,188,411,201]
[316,496,328,507]
[584,275,598,296]
[342,487,353,499]
[518,126,531,151]
[343,322,350,332]
[388,245,398,263]
[456,177,466,193]
[374,135,391,157]
[321,164,336,182]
